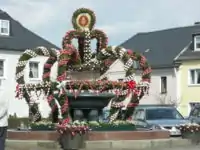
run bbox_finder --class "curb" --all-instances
[6,138,193,150]
[85,138,192,149]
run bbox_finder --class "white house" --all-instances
[114,24,200,105]
[0,10,59,117]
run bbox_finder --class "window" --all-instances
[189,69,200,85]
[194,35,200,51]
[0,60,5,78]
[146,108,184,120]
[29,62,39,79]
[160,76,167,94]
[0,20,10,36]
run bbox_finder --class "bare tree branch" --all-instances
[155,94,182,108]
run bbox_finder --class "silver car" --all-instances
[132,105,189,136]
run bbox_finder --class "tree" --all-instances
[14,113,17,118]
[155,94,181,108]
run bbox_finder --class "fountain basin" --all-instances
[67,92,115,109]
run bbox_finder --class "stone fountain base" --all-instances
[7,130,170,141]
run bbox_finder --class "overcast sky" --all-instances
[2,0,200,48]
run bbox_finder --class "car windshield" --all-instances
[146,108,184,120]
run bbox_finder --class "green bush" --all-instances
[8,115,29,129]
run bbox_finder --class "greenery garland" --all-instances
[97,46,152,122]
[72,8,96,31]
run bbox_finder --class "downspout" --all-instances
[174,67,180,104]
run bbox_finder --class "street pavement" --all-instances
[5,147,200,150]
[155,145,200,150]
[6,146,200,150]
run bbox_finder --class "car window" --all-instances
[146,108,184,120]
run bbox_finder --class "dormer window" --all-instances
[0,19,10,36]
[194,35,200,51]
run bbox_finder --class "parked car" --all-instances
[188,104,200,124]
[132,105,189,136]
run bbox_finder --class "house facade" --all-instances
[175,31,200,116]
[106,23,200,113]
[0,10,59,117]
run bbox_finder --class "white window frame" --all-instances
[0,58,7,90]
[28,61,41,81]
[160,76,167,94]
[188,68,200,86]
[0,59,6,79]
[0,19,10,36]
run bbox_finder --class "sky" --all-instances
[2,0,200,48]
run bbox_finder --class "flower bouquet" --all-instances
[89,120,136,131]
[178,123,200,144]
[56,120,90,149]
[30,121,55,131]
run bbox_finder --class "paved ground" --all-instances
[5,147,200,150]
[6,146,200,150]
[162,146,200,150]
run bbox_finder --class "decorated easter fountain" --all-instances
[12,8,155,150]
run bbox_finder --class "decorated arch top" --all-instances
[72,8,96,31]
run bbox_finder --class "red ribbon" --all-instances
[127,80,136,89]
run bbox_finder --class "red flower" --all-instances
[127,49,133,55]
[62,117,70,125]
[127,80,136,89]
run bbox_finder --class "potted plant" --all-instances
[178,123,200,144]
[56,120,89,150]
